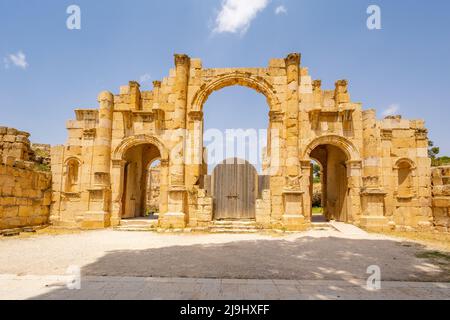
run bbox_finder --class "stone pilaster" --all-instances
[84,91,114,229]
[284,53,301,179]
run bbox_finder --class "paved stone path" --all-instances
[0,227,449,299]
[1,275,449,300]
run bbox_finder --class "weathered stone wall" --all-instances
[0,127,52,231]
[0,127,34,163]
[432,166,450,232]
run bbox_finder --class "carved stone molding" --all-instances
[269,111,284,122]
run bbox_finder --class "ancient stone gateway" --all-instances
[50,53,433,231]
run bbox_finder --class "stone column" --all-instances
[268,111,285,222]
[359,110,388,229]
[281,53,307,230]
[110,159,126,227]
[170,54,190,187]
[162,54,190,229]
[185,111,203,187]
[159,159,169,215]
[84,91,114,229]
[284,53,301,179]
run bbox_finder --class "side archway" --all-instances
[303,135,360,162]
[112,135,169,163]
[302,135,361,223]
[110,135,169,226]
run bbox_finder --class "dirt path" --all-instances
[1,228,448,282]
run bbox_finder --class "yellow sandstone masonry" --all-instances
[48,54,441,232]
[0,127,52,231]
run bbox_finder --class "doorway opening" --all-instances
[310,159,326,223]
[121,143,161,220]
[309,144,349,222]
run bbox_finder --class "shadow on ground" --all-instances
[27,235,450,300]
[44,236,450,280]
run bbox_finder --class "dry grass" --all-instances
[1,226,83,239]
[370,230,450,252]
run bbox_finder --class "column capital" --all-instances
[97,91,114,103]
[285,53,301,67]
[174,53,191,67]
[269,110,284,122]
[188,111,204,122]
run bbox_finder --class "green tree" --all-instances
[312,163,321,183]
[429,141,450,166]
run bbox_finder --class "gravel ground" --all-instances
[0,228,449,282]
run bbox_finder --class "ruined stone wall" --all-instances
[0,127,52,231]
[0,127,34,163]
[432,166,450,232]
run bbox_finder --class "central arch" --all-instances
[192,72,277,222]
[191,71,281,112]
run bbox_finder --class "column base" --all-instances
[159,212,186,229]
[282,214,310,231]
[358,216,389,231]
[81,211,111,229]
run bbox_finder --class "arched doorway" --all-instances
[309,144,349,222]
[121,143,161,219]
[198,83,272,221]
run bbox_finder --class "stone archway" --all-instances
[191,71,281,113]
[110,135,169,226]
[188,72,283,222]
[302,135,362,223]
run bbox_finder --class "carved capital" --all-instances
[174,53,190,67]
[97,91,114,103]
[112,159,127,168]
[415,128,428,140]
[285,53,301,67]
[285,175,302,191]
[269,111,284,122]
[312,80,322,91]
[152,80,161,88]
[129,81,140,89]
[335,79,348,91]
[83,128,96,140]
[188,111,204,122]
[160,159,169,167]
[381,129,393,140]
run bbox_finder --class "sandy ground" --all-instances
[0,227,449,282]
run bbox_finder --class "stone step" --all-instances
[210,228,259,234]
[115,226,155,232]
[114,217,158,232]
[210,220,259,234]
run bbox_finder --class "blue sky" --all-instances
[1,0,450,158]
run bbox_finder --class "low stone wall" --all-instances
[431,166,450,232]
[0,127,52,231]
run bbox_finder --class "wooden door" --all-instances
[213,158,257,220]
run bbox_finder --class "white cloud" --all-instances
[139,73,151,83]
[382,104,400,117]
[275,5,287,15]
[213,0,270,35]
[4,51,28,69]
